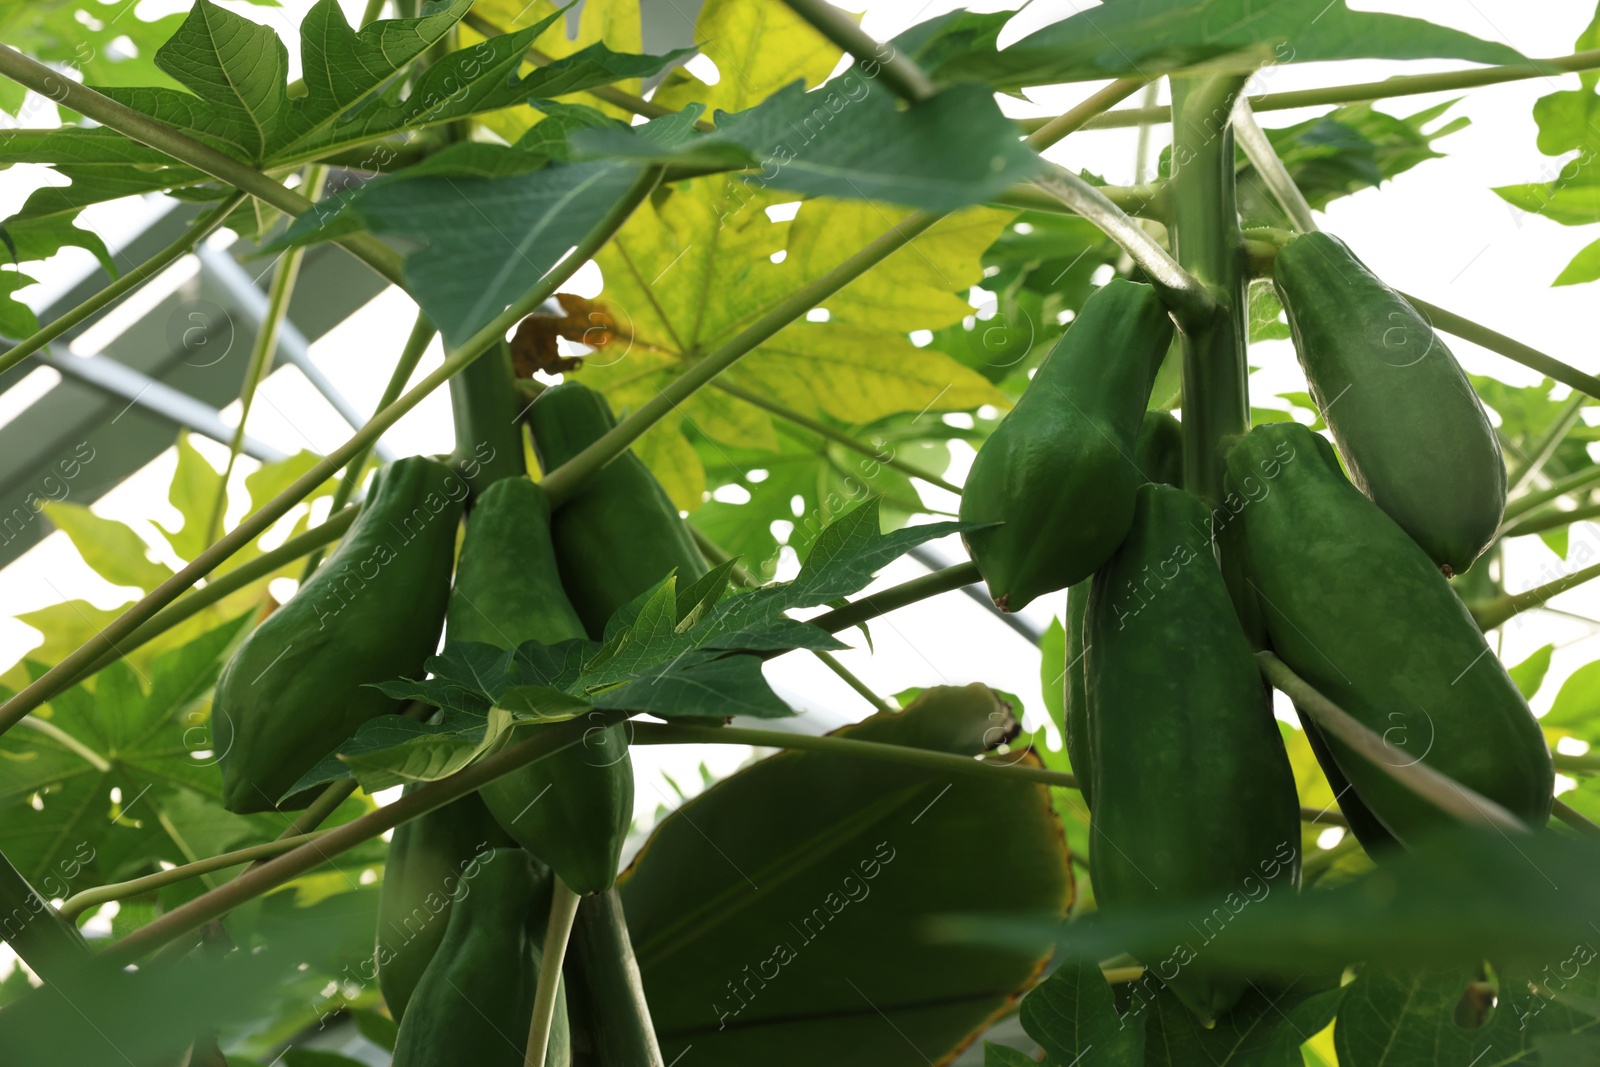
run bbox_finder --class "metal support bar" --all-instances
[906,545,1045,646]
[193,246,397,461]
[38,350,287,463]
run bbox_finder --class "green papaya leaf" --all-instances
[40,501,174,593]
[1510,644,1555,701]
[621,684,1071,1066]
[1020,957,1145,1066]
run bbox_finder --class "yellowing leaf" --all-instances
[633,421,706,511]
[739,322,1002,423]
[469,0,644,136]
[581,176,1006,494]
[42,502,173,593]
[653,0,843,114]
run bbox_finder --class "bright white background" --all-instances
[1,0,1597,832]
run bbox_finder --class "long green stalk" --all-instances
[566,889,665,1066]
[1068,49,1600,131]
[1471,558,1600,630]
[634,722,1346,826]
[0,192,247,370]
[1256,652,1525,832]
[1502,501,1600,539]
[59,831,331,920]
[1507,394,1586,497]
[526,878,581,1067]
[812,650,893,713]
[208,165,329,544]
[104,714,614,963]
[303,312,436,578]
[0,45,406,300]
[1553,798,1600,840]
[781,0,938,101]
[1505,462,1600,521]
[1401,294,1600,401]
[808,562,981,634]
[711,380,961,495]
[0,169,661,740]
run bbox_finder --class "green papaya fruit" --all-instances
[215,457,464,813]
[376,789,517,1021]
[449,476,634,895]
[1225,422,1552,844]
[392,847,570,1067]
[527,382,708,638]
[448,340,527,499]
[1273,232,1505,575]
[1085,483,1301,1022]
[960,280,1175,611]
[1064,409,1184,806]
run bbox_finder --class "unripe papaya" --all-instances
[1085,483,1301,1022]
[376,790,516,1021]
[391,848,570,1067]
[448,476,633,896]
[1273,232,1505,575]
[1225,422,1552,844]
[960,280,1174,611]
[527,382,708,638]
[1064,410,1184,806]
[215,457,464,813]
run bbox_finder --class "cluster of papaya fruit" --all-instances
[210,367,707,1060]
[960,234,1554,1020]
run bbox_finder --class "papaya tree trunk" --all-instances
[564,887,664,1067]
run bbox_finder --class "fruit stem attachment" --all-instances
[1231,99,1317,234]
[1255,651,1526,832]
[526,877,581,1067]
[1470,557,1600,630]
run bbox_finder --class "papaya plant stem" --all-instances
[1399,294,1600,402]
[1255,651,1526,833]
[781,0,938,101]
[1502,501,1600,540]
[304,313,437,578]
[1506,394,1586,497]
[539,211,939,506]
[1068,49,1600,131]
[1029,79,1149,150]
[710,380,961,495]
[809,562,980,635]
[567,888,665,1066]
[813,651,894,714]
[1470,558,1600,630]
[992,182,1168,219]
[0,192,246,372]
[634,721,1078,787]
[207,165,329,544]
[1505,462,1600,521]
[526,878,581,1067]
[1552,798,1600,840]
[633,722,1346,826]
[0,168,661,742]
[0,45,406,291]
[104,714,615,964]
[57,831,332,921]
[1231,99,1317,234]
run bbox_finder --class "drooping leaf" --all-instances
[925,1,1527,90]
[621,684,1072,1067]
